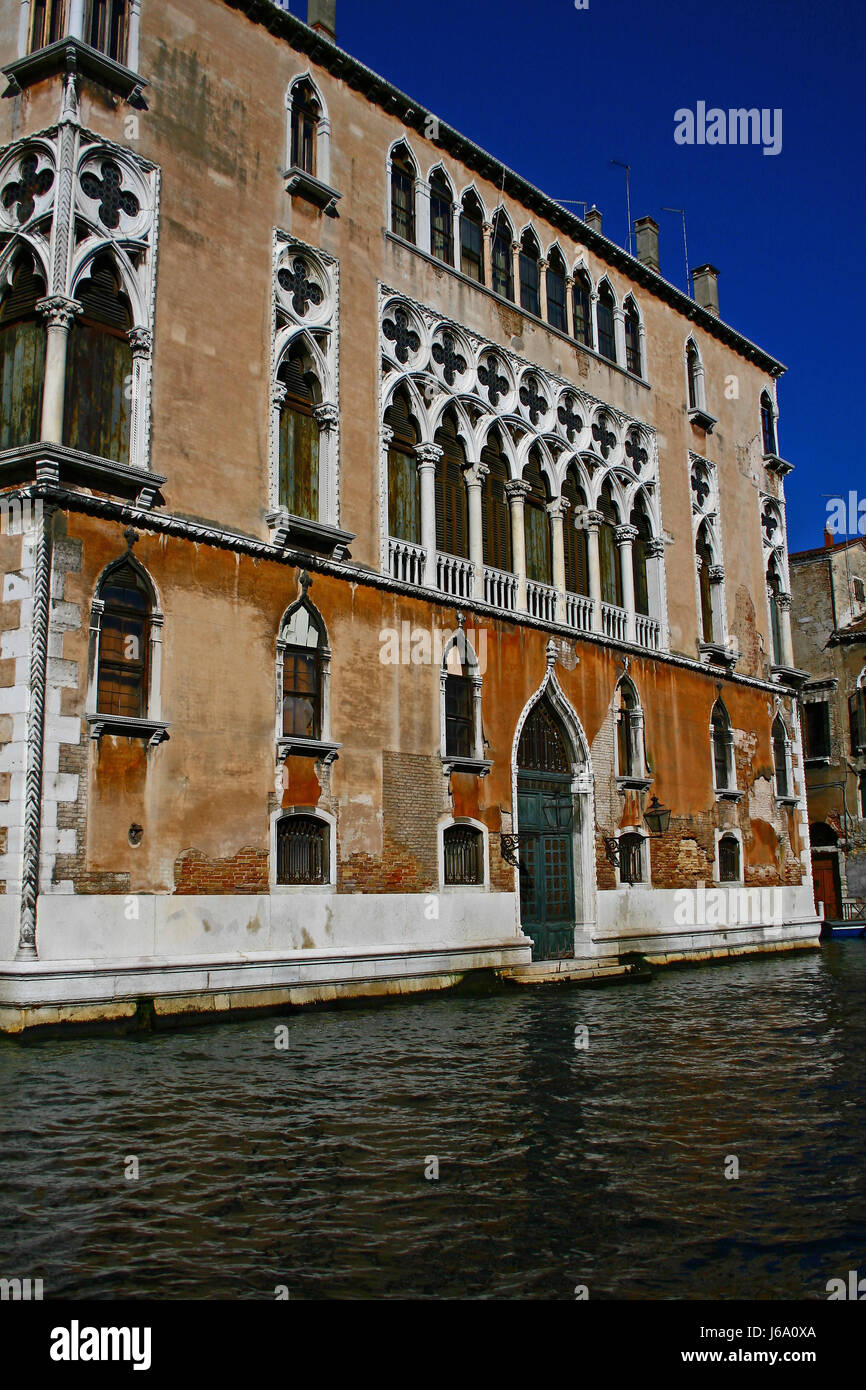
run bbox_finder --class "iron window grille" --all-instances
[619,833,644,884]
[719,834,740,883]
[276,815,329,885]
[444,825,483,885]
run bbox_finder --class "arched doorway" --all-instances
[516,699,577,960]
[811,822,841,923]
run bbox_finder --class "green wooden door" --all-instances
[517,773,575,960]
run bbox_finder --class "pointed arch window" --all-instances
[481,431,511,572]
[615,679,647,782]
[441,631,488,771]
[573,271,593,348]
[86,0,130,63]
[773,714,791,799]
[687,341,701,410]
[767,556,784,665]
[434,411,469,559]
[390,145,416,243]
[696,523,715,644]
[385,387,421,543]
[277,342,320,521]
[518,698,573,773]
[518,230,540,316]
[562,468,589,596]
[711,699,735,792]
[64,255,132,463]
[430,169,454,266]
[459,191,485,284]
[95,559,149,717]
[598,483,622,606]
[0,255,46,452]
[597,282,616,363]
[276,593,338,761]
[523,450,552,586]
[546,249,567,332]
[290,79,320,175]
[624,298,642,375]
[760,391,777,456]
[630,495,652,617]
[491,211,514,300]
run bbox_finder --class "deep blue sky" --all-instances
[287,0,864,552]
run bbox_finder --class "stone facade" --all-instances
[790,536,866,908]
[0,0,819,1031]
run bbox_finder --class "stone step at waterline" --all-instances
[499,957,634,985]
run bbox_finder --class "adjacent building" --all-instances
[0,0,820,1032]
[790,535,866,924]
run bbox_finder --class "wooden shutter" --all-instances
[481,440,511,571]
[435,418,468,558]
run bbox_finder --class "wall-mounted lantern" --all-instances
[643,796,671,837]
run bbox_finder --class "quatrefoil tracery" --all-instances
[2,153,54,225]
[278,257,324,317]
[80,159,140,230]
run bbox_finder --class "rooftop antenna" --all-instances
[610,159,632,255]
[662,206,691,297]
[552,199,589,218]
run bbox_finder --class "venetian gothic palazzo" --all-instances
[0,0,819,1031]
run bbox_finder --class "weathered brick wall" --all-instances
[174,847,268,894]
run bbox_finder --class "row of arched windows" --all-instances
[386,385,654,613]
[388,145,644,375]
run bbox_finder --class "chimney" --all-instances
[824,529,835,549]
[307,0,336,41]
[634,216,659,273]
[584,205,602,235]
[691,263,720,317]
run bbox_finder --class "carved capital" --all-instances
[127,326,153,358]
[381,423,394,447]
[464,461,490,488]
[582,508,604,532]
[777,591,793,611]
[314,403,339,430]
[416,442,443,470]
[36,295,81,330]
[645,537,666,557]
[708,564,725,583]
[505,479,532,502]
[271,381,288,408]
[615,524,639,546]
[547,496,571,520]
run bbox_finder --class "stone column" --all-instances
[647,536,667,643]
[616,524,638,641]
[68,0,86,39]
[537,258,548,322]
[778,591,795,668]
[482,222,493,286]
[314,402,340,525]
[613,307,627,368]
[465,461,489,601]
[708,563,726,646]
[17,504,56,959]
[564,274,574,338]
[379,423,394,571]
[416,442,442,588]
[271,380,288,508]
[127,326,152,472]
[511,240,520,303]
[127,0,143,69]
[506,479,532,611]
[36,297,81,445]
[415,177,431,255]
[451,202,461,269]
[584,509,603,632]
[548,496,569,622]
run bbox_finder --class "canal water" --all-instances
[1,944,865,1300]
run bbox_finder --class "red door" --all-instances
[813,853,841,921]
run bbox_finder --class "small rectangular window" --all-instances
[854,576,865,605]
[619,833,644,884]
[30,0,67,51]
[87,0,129,64]
[282,651,320,739]
[850,690,866,755]
[804,701,831,759]
[444,825,483,885]
[719,835,740,883]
